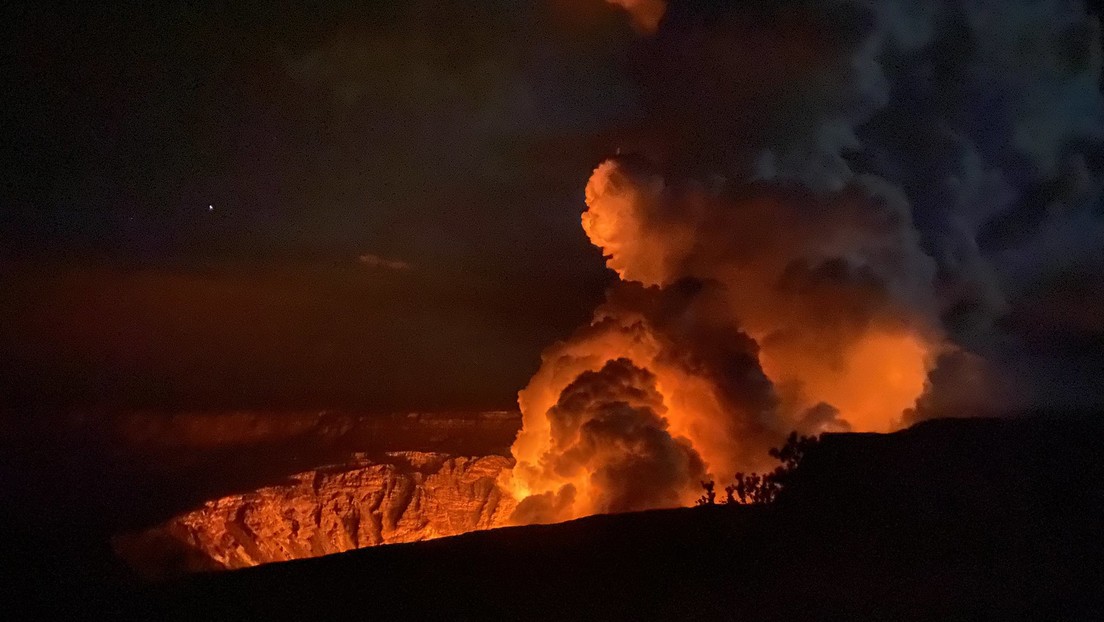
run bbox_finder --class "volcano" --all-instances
[103,416,1104,619]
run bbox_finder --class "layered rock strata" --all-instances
[117,452,514,577]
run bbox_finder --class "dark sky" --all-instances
[2,0,1103,415]
[1,1,639,412]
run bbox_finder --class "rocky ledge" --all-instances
[116,452,515,578]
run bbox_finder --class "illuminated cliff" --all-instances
[117,452,514,577]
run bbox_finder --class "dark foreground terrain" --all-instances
[13,416,1104,619]
[0,410,520,614]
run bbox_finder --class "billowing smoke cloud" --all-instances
[854,0,1104,415]
[504,0,1104,522]
[606,0,667,33]
[504,155,940,520]
[582,157,942,430]
[511,357,706,523]
[505,277,779,521]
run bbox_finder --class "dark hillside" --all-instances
[135,416,1104,620]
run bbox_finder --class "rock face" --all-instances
[116,452,515,578]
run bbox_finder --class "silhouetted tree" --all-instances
[696,480,716,506]
[699,432,819,506]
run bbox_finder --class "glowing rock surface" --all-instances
[117,452,514,576]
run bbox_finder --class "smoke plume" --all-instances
[605,0,667,33]
[511,357,706,524]
[504,0,1104,522]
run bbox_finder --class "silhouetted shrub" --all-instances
[698,432,819,506]
[696,481,716,506]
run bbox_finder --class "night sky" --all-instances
[3,0,1103,414]
[2,1,640,412]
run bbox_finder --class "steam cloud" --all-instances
[504,0,1104,522]
[511,358,706,524]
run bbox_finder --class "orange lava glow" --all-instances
[501,323,934,522]
[758,330,932,433]
[503,158,940,524]
[605,0,667,33]
[501,323,747,519]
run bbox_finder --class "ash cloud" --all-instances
[510,358,706,524]
[608,0,1104,416]
[581,155,940,434]
[507,0,1104,521]
[800,403,852,434]
[853,0,1104,415]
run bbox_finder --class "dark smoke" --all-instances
[607,0,1104,416]
[508,0,1103,522]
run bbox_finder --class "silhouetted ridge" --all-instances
[130,416,1104,620]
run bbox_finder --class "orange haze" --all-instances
[502,158,940,523]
